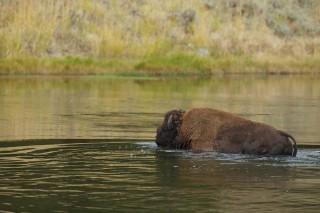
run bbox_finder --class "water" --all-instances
[0,75,319,212]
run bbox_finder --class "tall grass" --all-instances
[0,0,319,74]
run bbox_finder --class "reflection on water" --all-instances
[0,75,320,212]
[0,140,319,212]
[0,75,319,143]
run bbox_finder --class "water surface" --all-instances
[0,75,319,212]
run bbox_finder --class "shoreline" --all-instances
[1,55,319,76]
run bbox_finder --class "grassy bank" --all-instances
[1,54,319,75]
[0,0,319,75]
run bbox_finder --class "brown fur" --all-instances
[155,108,297,156]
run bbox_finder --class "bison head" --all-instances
[155,109,185,148]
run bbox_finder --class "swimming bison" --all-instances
[156,108,297,156]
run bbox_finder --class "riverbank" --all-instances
[1,54,319,76]
[0,0,319,75]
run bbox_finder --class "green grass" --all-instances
[1,54,319,76]
[0,57,135,75]
[83,74,159,80]
[134,54,212,74]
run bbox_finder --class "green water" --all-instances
[0,75,319,212]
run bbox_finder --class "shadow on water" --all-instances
[0,139,319,212]
[153,148,320,212]
[0,139,320,212]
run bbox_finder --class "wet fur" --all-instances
[156,108,297,156]
[156,109,186,148]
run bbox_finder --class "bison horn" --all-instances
[279,130,298,157]
[167,114,174,129]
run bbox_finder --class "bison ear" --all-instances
[167,115,174,129]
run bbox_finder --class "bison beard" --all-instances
[155,108,297,156]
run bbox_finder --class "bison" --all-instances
[156,108,297,156]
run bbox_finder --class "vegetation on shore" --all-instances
[0,0,319,75]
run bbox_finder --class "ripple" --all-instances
[138,141,320,167]
[0,139,320,213]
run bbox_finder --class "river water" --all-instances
[0,75,319,212]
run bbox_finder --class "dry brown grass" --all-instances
[0,0,319,74]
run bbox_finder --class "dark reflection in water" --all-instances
[0,75,320,212]
[0,140,319,212]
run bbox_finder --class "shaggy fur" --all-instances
[155,108,297,156]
